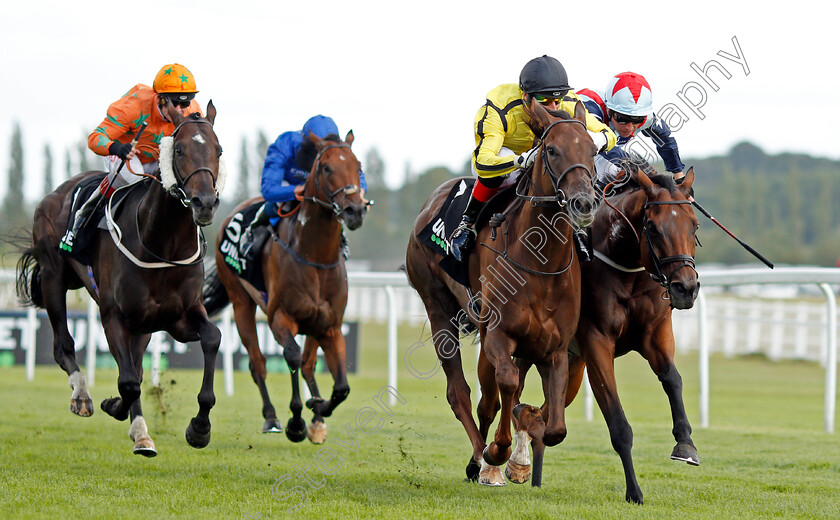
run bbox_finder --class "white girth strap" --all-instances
[593,250,646,273]
[105,193,202,269]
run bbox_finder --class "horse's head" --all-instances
[523,98,598,228]
[635,167,700,309]
[304,130,367,230]
[159,100,225,226]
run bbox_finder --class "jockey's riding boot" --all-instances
[240,205,271,258]
[574,228,593,262]
[450,195,485,263]
[60,190,102,252]
[340,229,351,260]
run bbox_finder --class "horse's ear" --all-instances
[345,130,354,146]
[678,166,695,195]
[573,100,587,123]
[523,95,551,135]
[308,131,325,148]
[635,167,656,196]
[205,100,216,125]
[167,98,186,127]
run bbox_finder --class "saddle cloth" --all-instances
[218,202,269,294]
[417,176,518,287]
[60,173,110,265]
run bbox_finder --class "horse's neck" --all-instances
[598,191,646,261]
[510,182,575,266]
[287,201,342,259]
[136,183,196,250]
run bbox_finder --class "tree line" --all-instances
[3,122,838,271]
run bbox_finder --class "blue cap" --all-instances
[302,115,338,139]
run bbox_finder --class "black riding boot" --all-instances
[449,195,485,263]
[60,190,102,252]
[240,205,271,259]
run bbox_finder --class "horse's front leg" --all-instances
[99,315,143,422]
[127,334,156,456]
[581,331,643,504]
[171,307,222,449]
[643,321,699,466]
[304,328,350,444]
[268,314,307,443]
[482,331,518,469]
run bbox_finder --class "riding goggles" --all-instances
[610,110,646,125]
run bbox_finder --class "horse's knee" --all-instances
[283,345,302,370]
[118,380,141,405]
[543,424,567,447]
[495,364,519,396]
[609,421,634,452]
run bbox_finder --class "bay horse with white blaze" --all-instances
[406,99,597,487]
[16,102,225,456]
[203,131,367,443]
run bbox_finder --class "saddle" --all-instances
[417,176,519,287]
[60,173,138,265]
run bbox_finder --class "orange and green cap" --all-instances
[153,63,198,94]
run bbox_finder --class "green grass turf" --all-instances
[1,322,839,519]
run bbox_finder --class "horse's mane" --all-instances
[296,133,341,171]
[607,154,678,196]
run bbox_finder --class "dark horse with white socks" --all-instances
[16,101,225,456]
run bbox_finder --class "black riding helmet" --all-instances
[519,55,571,97]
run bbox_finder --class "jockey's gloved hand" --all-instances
[514,146,539,169]
[587,131,608,154]
[109,141,134,160]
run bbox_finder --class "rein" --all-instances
[479,119,592,276]
[303,143,361,218]
[515,119,593,209]
[596,186,698,294]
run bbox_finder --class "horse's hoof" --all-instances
[185,418,211,449]
[670,443,700,466]
[626,490,644,505]
[504,460,531,484]
[70,398,94,417]
[465,458,481,482]
[307,421,327,444]
[100,397,129,421]
[285,418,307,443]
[261,418,283,434]
[478,460,505,486]
[133,437,158,457]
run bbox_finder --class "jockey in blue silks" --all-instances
[240,115,367,259]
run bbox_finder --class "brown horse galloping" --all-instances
[203,131,367,443]
[406,99,597,487]
[516,165,700,503]
[16,102,225,456]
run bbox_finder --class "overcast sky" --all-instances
[1,0,836,200]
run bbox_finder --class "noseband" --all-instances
[168,119,219,207]
[304,143,363,219]
[516,119,594,210]
[643,200,698,292]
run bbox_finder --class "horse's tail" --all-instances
[202,260,230,318]
[16,249,44,309]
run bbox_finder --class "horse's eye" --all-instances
[647,222,659,235]
[174,145,183,157]
[217,146,223,157]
